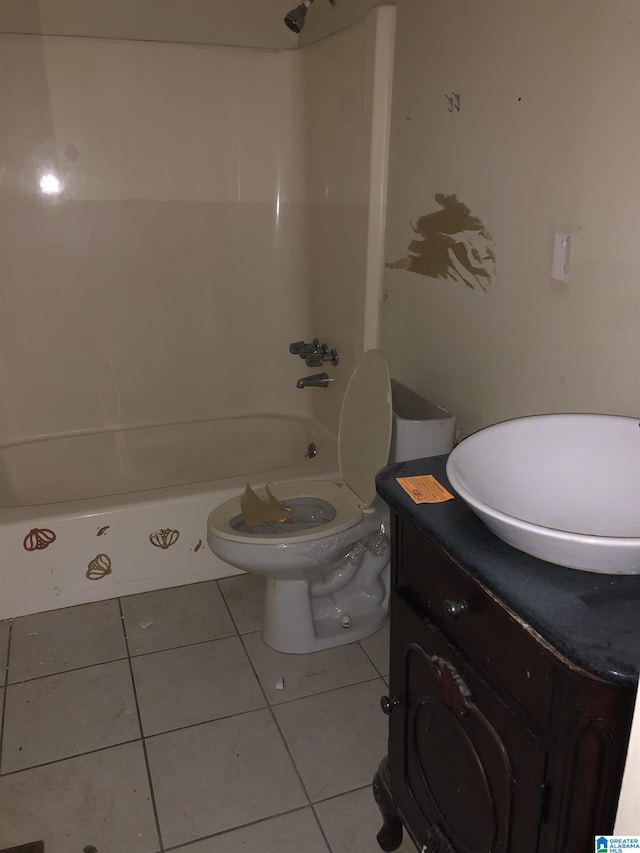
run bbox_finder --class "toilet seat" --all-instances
[207,350,392,547]
[208,480,364,545]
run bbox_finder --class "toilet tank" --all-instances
[390,379,456,463]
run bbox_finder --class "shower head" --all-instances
[284,0,312,33]
[284,0,335,33]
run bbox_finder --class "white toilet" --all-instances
[207,350,455,654]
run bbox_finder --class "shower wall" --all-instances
[0,35,315,445]
[301,7,395,431]
[0,10,391,448]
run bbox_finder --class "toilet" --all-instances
[207,350,455,654]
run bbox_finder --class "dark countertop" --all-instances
[377,455,640,689]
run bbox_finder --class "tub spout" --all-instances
[296,372,329,389]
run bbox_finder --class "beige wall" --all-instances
[306,0,640,438]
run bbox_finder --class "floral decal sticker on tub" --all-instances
[149,528,180,549]
[86,553,112,580]
[23,528,57,551]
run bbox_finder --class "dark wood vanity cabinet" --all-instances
[374,514,635,853]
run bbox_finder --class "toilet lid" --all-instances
[339,349,392,507]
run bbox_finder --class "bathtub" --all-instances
[0,416,338,619]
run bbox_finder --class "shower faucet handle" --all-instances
[300,340,321,357]
[290,340,338,366]
[305,347,339,368]
[305,354,324,368]
[289,338,320,357]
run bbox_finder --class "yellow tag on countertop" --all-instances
[396,475,454,504]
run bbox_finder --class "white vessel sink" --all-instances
[446,414,640,574]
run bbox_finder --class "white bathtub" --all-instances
[0,416,338,619]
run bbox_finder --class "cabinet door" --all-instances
[389,593,547,853]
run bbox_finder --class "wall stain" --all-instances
[97,525,110,536]
[386,193,496,292]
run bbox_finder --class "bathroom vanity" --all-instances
[373,455,640,853]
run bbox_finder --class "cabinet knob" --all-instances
[443,598,468,619]
[380,695,402,715]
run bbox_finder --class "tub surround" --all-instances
[376,455,640,686]
[0,7,394,449]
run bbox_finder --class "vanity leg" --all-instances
[373,758,404,852]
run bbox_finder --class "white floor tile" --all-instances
[9,600,126,682]
[218,573,264,634]
[273,679,389,802]
[243,631,378,705]
[0,741,159,852]
[132,636,265,735]
[2,659,139,773]
[0,620,9,686]
[315,786,417,852]
[146,709,307,847]
[122,581,235,655]
[171,808,329,852]
[359,620,390,677]
[0,582,400,850]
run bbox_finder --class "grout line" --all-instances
[118,596,165,853]
[309,803,334,852]
[141,703,269,742]
[311,781,376,807]
[0,620,13,773]
[215,578,243,638]
[159,805,319,852]
[4,654,130,687]
[310,783,388,853]
[357,638,390,680]
[265,674,386,709]
[125,632,238,661]
[0,735,144,779]
[357,617,390,675]
[237,632,318,810]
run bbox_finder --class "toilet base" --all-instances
[262,568,389,654]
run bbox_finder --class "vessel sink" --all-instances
[446,414,640,574]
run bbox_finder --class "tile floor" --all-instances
[0,575,416,853]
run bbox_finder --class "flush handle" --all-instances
[443,599,468,619]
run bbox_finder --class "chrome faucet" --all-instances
[296,372,329,389]
[289,339,339,368]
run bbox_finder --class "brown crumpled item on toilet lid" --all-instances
[240,483,292,527]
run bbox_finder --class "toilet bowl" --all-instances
[207,351,457,654]
[207,349,393,654]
